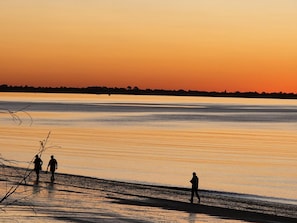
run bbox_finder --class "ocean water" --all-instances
[1,92,297,206]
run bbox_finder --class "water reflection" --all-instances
[46,181,55,199]
[188,213,197,223]
[32,180,40,195]
[1,93,297,202]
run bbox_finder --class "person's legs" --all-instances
[50,170,55,181]
[36,169,40,180]
[195,189,200,203]
[190,189,194,203]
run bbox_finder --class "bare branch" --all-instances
[0,105,33,126]
[0,131,52,204]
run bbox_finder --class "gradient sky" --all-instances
[1,0,297,93]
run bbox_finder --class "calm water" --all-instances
[1,92,297,205]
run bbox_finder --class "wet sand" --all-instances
[1,165,296,223]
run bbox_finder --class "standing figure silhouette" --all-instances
[47,155,58,182]
[190,172,200,204]
[33,155,43,181]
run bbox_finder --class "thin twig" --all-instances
[0,131,51,204]
[0,105,33,126]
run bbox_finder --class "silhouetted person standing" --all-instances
[47,155,58,182]
[33,155,43,181]
[190,172,200,204]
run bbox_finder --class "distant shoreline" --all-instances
[1,84,297,99]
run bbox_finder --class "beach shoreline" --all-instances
[1,165,296,223]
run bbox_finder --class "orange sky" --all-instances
[0,0,297,93]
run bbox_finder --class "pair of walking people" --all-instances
[34,155,58,182]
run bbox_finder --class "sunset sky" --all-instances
[1,0,296,93]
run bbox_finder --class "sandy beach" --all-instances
[1,165,296,223]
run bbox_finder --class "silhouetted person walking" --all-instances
[190,172,200,204]
[33,155,43,181]
[47,155,58,182]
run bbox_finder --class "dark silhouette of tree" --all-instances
[0,84,296,99]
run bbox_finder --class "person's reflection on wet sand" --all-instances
[46,181,55,199]
[188,213,197,223]
[33,180,40,195]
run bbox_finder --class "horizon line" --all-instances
[1,84,297,99]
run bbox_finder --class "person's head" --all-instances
[51,155,54,159]
[35,155,39,158]
[193,172,196,176]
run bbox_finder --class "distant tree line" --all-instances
[0,84,296,99]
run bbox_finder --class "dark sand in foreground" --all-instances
[1,166,296,223]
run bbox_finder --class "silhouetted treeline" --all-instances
[0,84,296,99]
